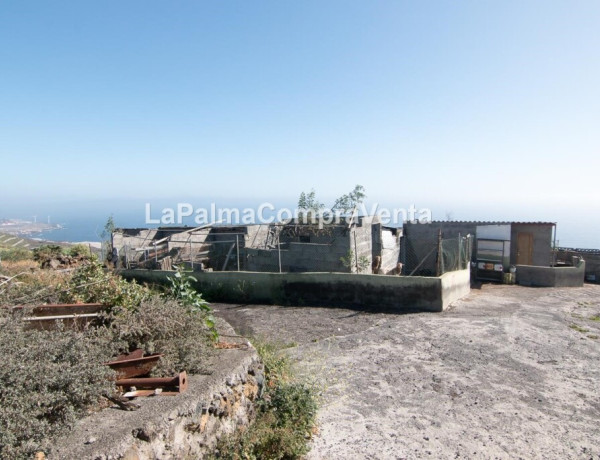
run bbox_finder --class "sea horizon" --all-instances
[3,199,598,250]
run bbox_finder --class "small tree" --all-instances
[297,185,367,220]
[340,249,370,273]
[100,215,115,263]
[166,267,218,342]
[332,185,366,214]
[297,189,324,221]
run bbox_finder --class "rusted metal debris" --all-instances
[103,392,141,411]
[103,350,187,402]
[122,389,158,398]
[113,348,144,361]
[117,371,188,395]
[122,388,181,397]
[104,349,163,379]
[9,303,107,330]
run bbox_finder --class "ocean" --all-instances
[5,199,600,250]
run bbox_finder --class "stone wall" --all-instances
[246,240,349,273]
[516,260,586,287]
[244,222,382,274]
[113,228,160,252]
[441,268,472,306]
[557,249,600,283]
[121,268,472,312]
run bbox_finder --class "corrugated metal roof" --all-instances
[558,247,600,254]
[408,221,556,226]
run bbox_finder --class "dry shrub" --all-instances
[0,312,117,459]
[0,262,216,458]
[0,296,216,458]
[0,261,68,307]
[0,259,39,278]
[111,296,216,376]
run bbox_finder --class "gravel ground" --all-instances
[214,284,600,460]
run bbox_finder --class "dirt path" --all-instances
[214,284,600,459]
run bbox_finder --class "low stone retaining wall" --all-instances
[516,260,586,287]
[51,326,262,460]
[121,269,471,312]
[557,249,600,283]
[441,268,471,307]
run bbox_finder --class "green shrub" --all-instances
[0,293,218,457]
[0,247,33,262]
[217,410,311,460]
[214,340,317,460]
[267,383,317,432]
[166,268,218,341]
[66,244,92,258]
[253,340,291,385]
[59,259,150,310]
[32,244,64,262]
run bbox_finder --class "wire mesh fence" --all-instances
[402,234,472,276]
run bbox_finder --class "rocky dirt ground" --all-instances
[214,284,600,460]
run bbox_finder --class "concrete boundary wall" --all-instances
[440,268,472,307]
[121,269,471,312]
[516,260,586,287]
[557,249,600,283]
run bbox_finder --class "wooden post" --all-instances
[353,230,359,273]
[278,236,282,273]
[436,229,443,276]
[458,233,462,269]
[236,234,240,271]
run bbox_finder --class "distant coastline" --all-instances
[0,218,62,236]
[0,218,102,248]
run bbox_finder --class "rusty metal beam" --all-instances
[116,371,188,393]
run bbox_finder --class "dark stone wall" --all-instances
[120,269,471,313]
[516,261,585,287]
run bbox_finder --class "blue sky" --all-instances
[1,1,599,242]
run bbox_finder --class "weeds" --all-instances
[214,338,318,460]
[569,323,590,333]
[0,246,32,262]
[165,267,218,341]
[340,249,370,273]
[58,258,150,310]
